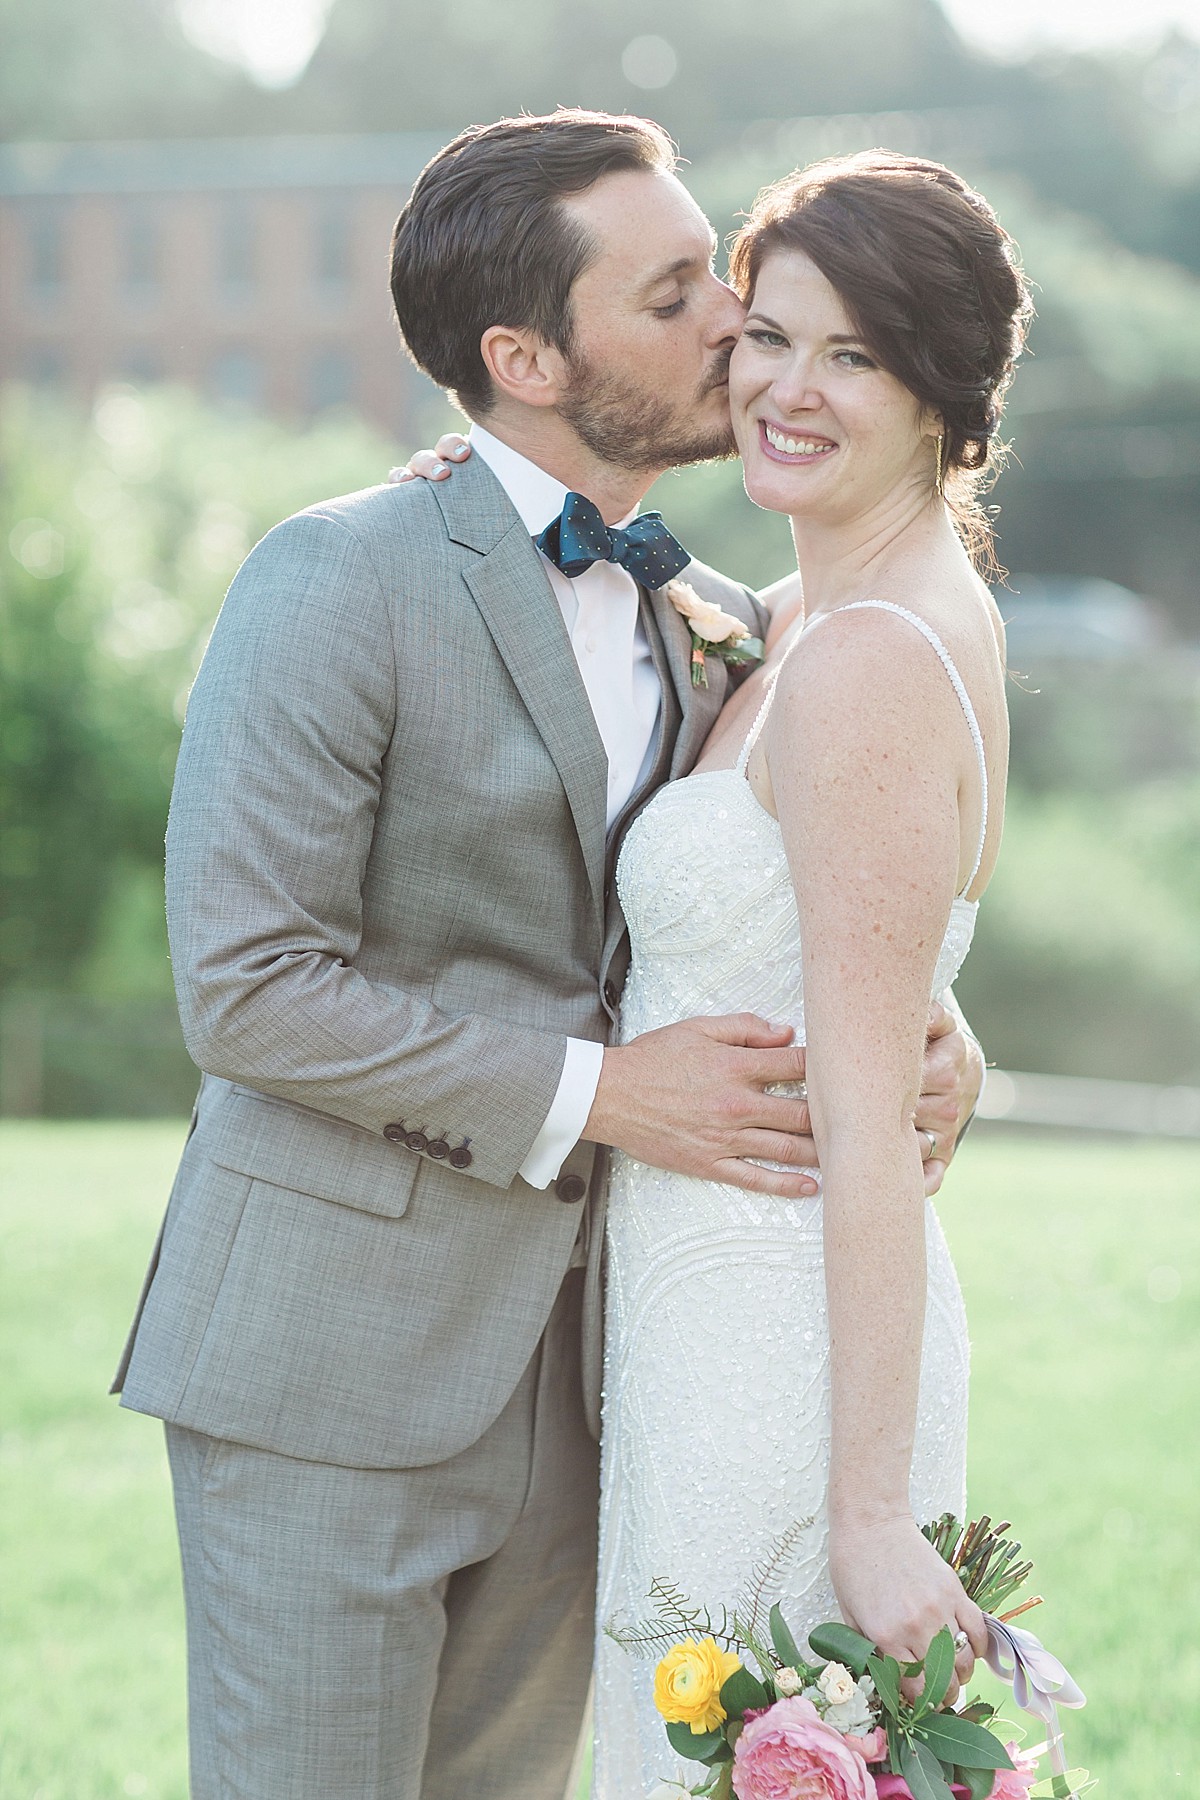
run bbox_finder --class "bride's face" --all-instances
[729,248,933,524]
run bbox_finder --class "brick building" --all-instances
[0,133,445,431]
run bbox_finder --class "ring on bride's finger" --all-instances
[953,1630,970,1652]
[920,1129,937,1159]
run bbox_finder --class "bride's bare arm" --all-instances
[765,607,987,1682]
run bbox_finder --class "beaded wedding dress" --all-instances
[592,603,988,1798]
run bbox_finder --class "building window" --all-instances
[26,206,66,294]
[218,201,257,295]
[313,202,351,291]
[209,349,263,408]
[309,348,355,412]
[125,207,160,295]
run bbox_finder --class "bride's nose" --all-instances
[770,361,823,416]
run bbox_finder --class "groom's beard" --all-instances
[557,348,737,473]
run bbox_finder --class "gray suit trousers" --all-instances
[165,1269,598,1800]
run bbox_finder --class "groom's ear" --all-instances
[479,325,569,411]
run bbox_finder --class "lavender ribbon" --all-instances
[983,1615,1086,1790]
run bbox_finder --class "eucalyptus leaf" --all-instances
[917,1714,1016,1772]
[914,1627,956,1718]
[866,1653,902,1719]
[720,1665,769,1720]
[665,1722,726,1763]
[807,1621,875,1675]
[900,1737,957,1800]
[769,1603,802,1670]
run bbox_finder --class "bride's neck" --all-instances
[789,491,951,619]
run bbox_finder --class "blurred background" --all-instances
[2,0,1200,1115]
[1,6,1198,1798]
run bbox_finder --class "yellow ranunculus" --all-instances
[653,1637,744,1735]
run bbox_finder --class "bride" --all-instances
[401,148,1031,1798]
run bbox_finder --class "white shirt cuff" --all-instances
[519,1037,605,1189]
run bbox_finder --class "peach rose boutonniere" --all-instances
[667,579,764,688]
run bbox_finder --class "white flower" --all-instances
[817,1661,858,1707]
[774,1665,804,1697]
[647,1784,693,1800]
[667,580,750,646]
[822,1675,878,1736]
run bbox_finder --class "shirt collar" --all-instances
[468,424,640,535]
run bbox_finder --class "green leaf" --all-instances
[665,1722,727,1763]
[1029,1772,1091,1799]
[900,1737,957,1800]
[769,1603,802,1670]
[866,1654,903,1719]
[958,1766,997,1800]
[720,1665,769,1720]
[916,1714,1016,1772]
[707,1766,736,1800]
[807,1621,876,1675]
[959,1702,998,1725]
[914,1627,956,1718]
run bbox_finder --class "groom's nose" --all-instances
[704,275,746,348]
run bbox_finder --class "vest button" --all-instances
[555,1172,587,1204]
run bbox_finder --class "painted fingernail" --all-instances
[431,461,448,475]
[451,443,469,457]
[388,467,408,482]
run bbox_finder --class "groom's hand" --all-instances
[916,1000,985,1196]
[581,1015,820,1198]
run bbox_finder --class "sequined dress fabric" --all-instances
[592,603,984,1798]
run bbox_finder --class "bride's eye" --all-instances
[834,347,876,369]
[744,327,789,349]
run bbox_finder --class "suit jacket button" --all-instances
[404,1130,429,1153]
[383,1122,406,1143]
[603,979,618,1007]
[426,1138,449,1159]
[448,1145,473,1170]
[555,1172,587,1204]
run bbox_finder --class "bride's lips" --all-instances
[758,419,838,464]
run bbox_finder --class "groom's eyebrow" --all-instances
[639,233,719,294]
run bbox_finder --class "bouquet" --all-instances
[608,1513,1089,1800]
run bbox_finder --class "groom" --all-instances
[114,110,982,1799]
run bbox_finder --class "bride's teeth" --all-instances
[764,425,835,457]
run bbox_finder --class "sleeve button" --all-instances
[426,1139,449,1159]
[404,1130,429,1153]
[383,1122,406,1143]
[448,1145,473,1170]
[555,1172,587,1204]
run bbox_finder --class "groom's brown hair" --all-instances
[391,109,675,417]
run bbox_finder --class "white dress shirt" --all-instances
[468,426,663,1188]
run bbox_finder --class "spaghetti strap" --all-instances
[735,674,780,777]
[814,600,989,895]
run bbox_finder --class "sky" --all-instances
[176,0,1200,89]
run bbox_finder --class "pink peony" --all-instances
[732,1697,875,1800]
[989,1744,1039,1798]
[842,1728,888,1766]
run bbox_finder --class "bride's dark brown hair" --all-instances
[728,150,1033,571]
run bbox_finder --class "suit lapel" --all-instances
[435,463,608,922]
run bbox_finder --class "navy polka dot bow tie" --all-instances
[536,491,691,588]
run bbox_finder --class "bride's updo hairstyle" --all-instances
[728,150,1033,567]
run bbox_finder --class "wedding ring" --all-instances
[953,1630,970,1652]
[920,1129,937,1160]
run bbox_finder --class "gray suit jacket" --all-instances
[115,454,767,1467]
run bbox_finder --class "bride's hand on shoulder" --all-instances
[388,433,471,484]
[828,1513,987,1706]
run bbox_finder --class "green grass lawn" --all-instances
[0,1123,1196,1798]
